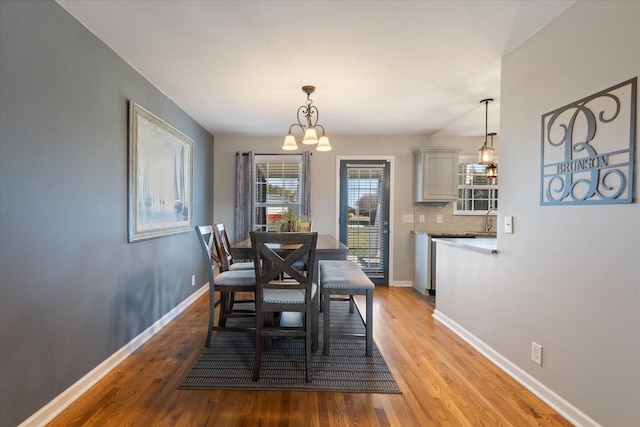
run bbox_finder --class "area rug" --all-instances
[179,301,401,393]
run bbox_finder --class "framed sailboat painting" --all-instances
[128,101,194,242]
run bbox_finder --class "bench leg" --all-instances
[366,289,373,357]
[323,290,331,355]
[312,291,319,353]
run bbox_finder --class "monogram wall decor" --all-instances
[540,78,636,205]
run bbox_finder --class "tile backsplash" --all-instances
[413,203,486,233]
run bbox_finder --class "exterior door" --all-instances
[339,159,390,284]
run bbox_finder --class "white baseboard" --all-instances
[19,284,210,427]
[391,280,412,287]
[433,310,601,427]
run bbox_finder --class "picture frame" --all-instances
[128,101,194,242]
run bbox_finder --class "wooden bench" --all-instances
[318,260,374,356]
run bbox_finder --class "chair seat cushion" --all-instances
[215,269,255,286]
[229,261,255,271]
[263,283,317,304]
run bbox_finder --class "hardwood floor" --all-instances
[49,287,571,426]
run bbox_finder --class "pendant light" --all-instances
[478,98,494,164]
[283,85,331,152]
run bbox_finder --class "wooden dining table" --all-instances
[231,233,348,283]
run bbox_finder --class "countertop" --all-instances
[411,230,497,238]
[431,237,498,254]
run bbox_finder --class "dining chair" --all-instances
[214,222,255,271]
[212,222,257,312]
[196,225,256,347]
[250,231,319,382]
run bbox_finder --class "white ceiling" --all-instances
[57,0,574,138]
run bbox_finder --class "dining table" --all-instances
[231,233,348,283]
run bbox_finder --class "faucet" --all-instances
[485,209,497,232]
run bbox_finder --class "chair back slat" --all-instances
[216,222,251,271]
[195,225,222,282]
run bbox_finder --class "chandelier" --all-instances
[282,85,331,152]
[478,98,498,178]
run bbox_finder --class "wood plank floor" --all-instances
[49,287,571,426]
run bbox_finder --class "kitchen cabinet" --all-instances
[413,148,460,202]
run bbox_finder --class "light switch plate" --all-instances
[402,214,414,223]
[504,216,513,234]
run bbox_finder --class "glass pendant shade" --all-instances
[479,144,494,164]
[302,127,319,144]
[486,163,498,179]
[316,135,332,151]
[282,133,298,150]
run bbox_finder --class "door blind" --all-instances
[345,163,386,277]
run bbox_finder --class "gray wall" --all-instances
[0,2,214,426]
[440,2,639,426]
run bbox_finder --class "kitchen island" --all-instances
[413,231,496,295]
[431,236,499,347]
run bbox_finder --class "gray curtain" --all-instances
[235,151,254,242]
[301,150,311,219]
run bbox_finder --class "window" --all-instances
[455,157,498,214]
[253,154,304,231]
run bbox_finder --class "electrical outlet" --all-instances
[436,215,443,223]
[419,215,425,223]
[531,341,543,366]
[191,274,196,286]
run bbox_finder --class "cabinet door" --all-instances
[414,149,459,202]
[423,153,456,199]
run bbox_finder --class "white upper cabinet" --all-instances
[413,148,460,202]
